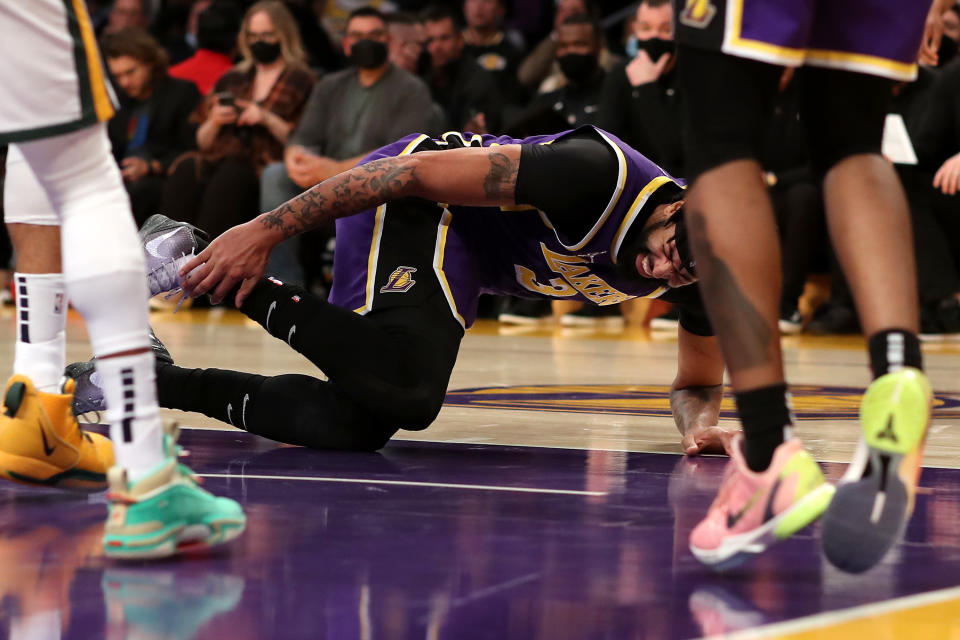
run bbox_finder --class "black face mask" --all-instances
[349,39,389,69]
[939,34,959,67]
[558,53,598,85]
[636,37,674,62]
[249,40,282,64]
[416,49,432,76]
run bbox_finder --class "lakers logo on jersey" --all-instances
[680,0,717,28]
[380,267,418,293]
[477,53,507,71]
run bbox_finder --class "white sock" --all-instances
[96,352,165,479]
[10,610,61,640]
[12,272,66,392]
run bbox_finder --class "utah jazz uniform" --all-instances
[0,0,117,143]
[330,126,702,331]
[675,0,929,81]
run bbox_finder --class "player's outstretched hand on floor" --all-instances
[682,424,739,456]
[180,219,282,307]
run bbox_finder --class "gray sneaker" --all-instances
[140,215,209,297]
[65,329,173,416]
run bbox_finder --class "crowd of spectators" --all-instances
[0,0,958,340]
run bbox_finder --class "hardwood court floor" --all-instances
[1,304,959,639]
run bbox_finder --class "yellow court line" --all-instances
[717,586,960,640]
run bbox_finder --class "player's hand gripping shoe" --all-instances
[690,436,835,570]
[821,368,932,573]
[66,328,173,416]
[0,375,114,491]
[103,423,246,559]
[140,214,209,298]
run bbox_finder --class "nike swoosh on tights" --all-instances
[287,325,296,346]
[241,394,250,430]
[226,403,234,426]
[145,228,183,259]
[266,301,277,332]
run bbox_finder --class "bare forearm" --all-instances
[257,146,520,239]
[258,155,420,238]
[670,384,722,435]
[196,120,220,150]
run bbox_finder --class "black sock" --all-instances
[735,383,794,472]
[867,329,923,379]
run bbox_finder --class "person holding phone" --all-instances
[161,0,315,241]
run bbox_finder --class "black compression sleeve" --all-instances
[515,133,620,243]
[658,285,714,336]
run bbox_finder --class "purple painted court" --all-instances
[3,425,960,640]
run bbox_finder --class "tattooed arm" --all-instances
[670,325,736,456]
[179,144,522,306]
[259,145,522,240]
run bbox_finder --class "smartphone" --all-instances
[216,91,235,108]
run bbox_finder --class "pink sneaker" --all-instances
[690,436,835,570]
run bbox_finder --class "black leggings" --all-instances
[156,279,464,451]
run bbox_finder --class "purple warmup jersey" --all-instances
[329,127,685,329]
[676,0,929,81]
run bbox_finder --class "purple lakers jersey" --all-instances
[330,126,686,328]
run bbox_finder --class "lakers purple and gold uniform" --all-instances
[331,126,686,329]
[675,0,929,81]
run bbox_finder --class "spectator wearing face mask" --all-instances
[517,0,619,94]
[599,0,683,176]
[161,1,315,243]
[258,6,437,286]
[507,13,605,136]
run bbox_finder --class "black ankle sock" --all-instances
[867,329,923,379]
[735,383,794,472]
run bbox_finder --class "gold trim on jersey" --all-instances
[433,208,466,328]
[353,135,427,314]
[722,0,918,81]
[72,0,114,121]
[609,176,680,263]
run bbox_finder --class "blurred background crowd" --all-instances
[0,0,958,340]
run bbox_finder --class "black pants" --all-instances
[161,155,260,239]
[156,278,465,451]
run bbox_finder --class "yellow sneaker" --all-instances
[0,375,114,491]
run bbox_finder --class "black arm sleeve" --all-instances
[657,285,714,336]
[515,132,620,243]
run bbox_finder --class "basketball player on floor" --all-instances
[70,125,738,457]
[0,1,244,558]
[671,0,952,572]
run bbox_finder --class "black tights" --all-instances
[156,279,464,451]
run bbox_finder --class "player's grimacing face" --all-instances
[636,201,696,288]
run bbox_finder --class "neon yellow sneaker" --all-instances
[103,424,245,559]
[689,436,835,570]
[0,375,114,491]
[821,367,933,573]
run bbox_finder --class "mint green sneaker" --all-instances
[821,367,932,573]
[103,424,246,559]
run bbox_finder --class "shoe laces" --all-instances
[147,254,194,313]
